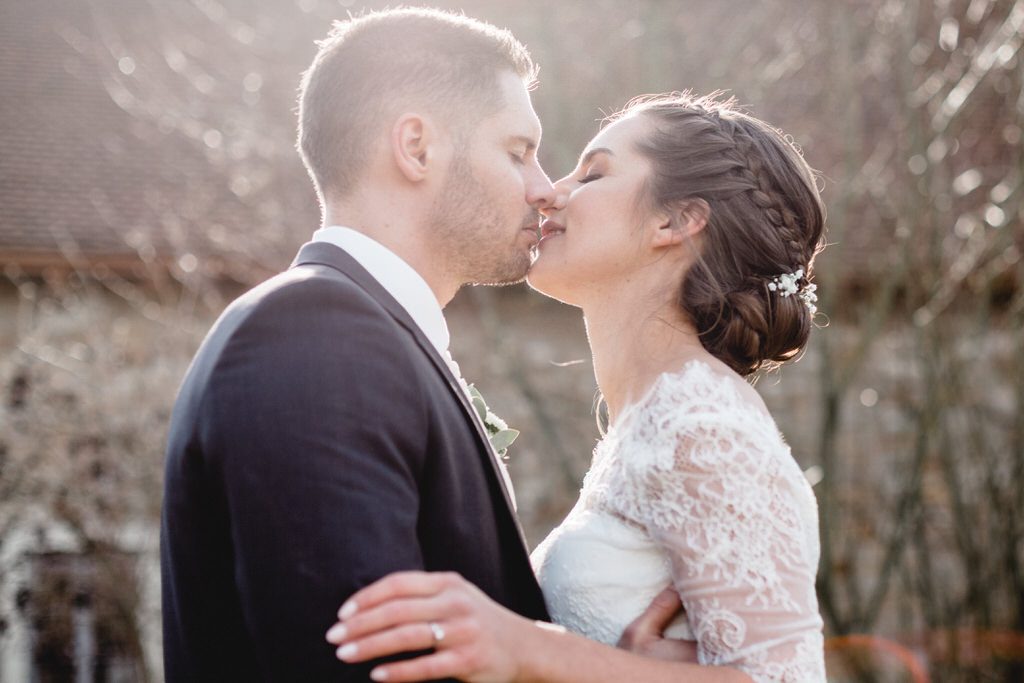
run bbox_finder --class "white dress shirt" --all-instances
[313,226,450,355]
[311,226,517,507]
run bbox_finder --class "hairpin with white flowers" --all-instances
[767,267,818,315]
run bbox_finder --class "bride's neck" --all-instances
[582,293,707,424]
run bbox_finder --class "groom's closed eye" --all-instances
[507,135,538,158]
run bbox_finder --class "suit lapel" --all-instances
[290,241,530,552]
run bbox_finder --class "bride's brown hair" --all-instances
[620,92,825,376]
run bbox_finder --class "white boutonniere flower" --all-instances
[467,385,520,460]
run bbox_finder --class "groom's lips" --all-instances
[521,219,541,245]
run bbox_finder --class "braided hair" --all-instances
[618,92,825,375]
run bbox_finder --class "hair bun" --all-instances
[688,280,811,376]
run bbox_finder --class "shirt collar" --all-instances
[312,226,450,354]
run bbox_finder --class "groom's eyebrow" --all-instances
[579,147,614,166]
[508,135,538,151]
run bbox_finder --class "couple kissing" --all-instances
[162,7,826,683]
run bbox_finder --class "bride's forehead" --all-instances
[587,114,649,153]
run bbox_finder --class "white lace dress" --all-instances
[531,360,826,682]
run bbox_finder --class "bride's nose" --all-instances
[540,177,572,217]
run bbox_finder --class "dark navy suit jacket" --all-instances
[161,241,548,681]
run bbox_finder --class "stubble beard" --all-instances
[428,152,533,288]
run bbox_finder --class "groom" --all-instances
[161,9,556,681]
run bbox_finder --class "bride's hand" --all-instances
[617,587,698,663]
[326,571,532,683]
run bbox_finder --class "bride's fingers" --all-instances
[327,595,450,644]
[368,649,464,683]
[339,571,462,620]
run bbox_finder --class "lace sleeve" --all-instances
[606,394,826,682]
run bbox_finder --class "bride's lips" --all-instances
[539,219,565,240]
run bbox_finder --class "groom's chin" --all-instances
[470,272,529,289]
[469,251,533,288]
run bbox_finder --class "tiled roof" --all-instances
[3,0,1016,290]
[0,0,317,279]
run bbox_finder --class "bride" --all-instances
[326,92,827,682]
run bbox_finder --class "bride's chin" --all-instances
[526,267,577,306]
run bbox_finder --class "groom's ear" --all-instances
[391,113,436,183]
[650,198,710,249]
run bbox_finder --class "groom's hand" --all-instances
[617,587,698,663]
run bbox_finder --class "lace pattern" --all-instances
[571,360,825,681]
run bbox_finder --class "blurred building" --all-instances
[2,0,1021,681]
[0,1,299,679]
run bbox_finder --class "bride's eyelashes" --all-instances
[578,173,602,184]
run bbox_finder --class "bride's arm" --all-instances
[325,570,750,683]
[630,418,827,680]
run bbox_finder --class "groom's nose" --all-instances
[524,161,557,211]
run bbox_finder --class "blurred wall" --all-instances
[1,0,1022,680]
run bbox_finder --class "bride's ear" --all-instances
[651,199,710,248]
[391,113,437,183]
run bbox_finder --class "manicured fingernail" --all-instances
[370,668,389,681]
[339,601,358,620]
[325,623,347,643]
[337,643,358,661]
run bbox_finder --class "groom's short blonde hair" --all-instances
[297,8,537,205]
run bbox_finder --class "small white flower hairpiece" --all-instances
[767,267,818,314]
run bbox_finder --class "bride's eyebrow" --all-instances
[578,147,614,168]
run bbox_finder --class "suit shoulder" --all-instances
[230,264,382,321]
[184,264,415,404]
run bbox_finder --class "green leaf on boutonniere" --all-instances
[471,397,488,423]
[490,428,519,454]
[466,384,520,459]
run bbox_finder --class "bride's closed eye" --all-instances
[579,173,602,184]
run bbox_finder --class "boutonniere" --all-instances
[467,385,520,460]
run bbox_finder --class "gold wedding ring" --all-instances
[428,621,446,646]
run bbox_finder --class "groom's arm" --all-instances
[202,277,431,680]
